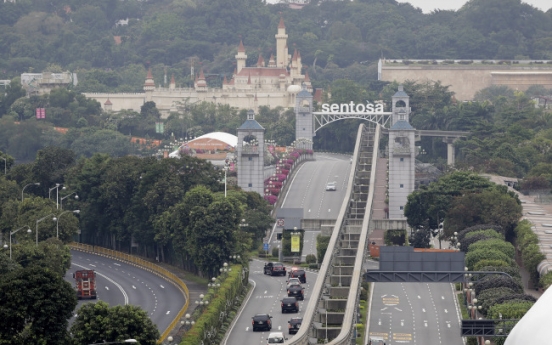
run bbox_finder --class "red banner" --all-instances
[36,108,45,119]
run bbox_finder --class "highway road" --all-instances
[66,250,186,333]
[368,282,463,345]
[224,154,351,345]
[280,153,352,220]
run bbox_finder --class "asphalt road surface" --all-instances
[67,250,186,333]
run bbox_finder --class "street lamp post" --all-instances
[35,213,55,246]
[8,225,32,259]
[48,183,66,209]
[21,182,40,202]
[60,192,79,210]
[55,210,80,238]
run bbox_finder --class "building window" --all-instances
[400,158,404,162]
[400,206,404,210]
[248,183,252,187]
[303,128,305,130]
[248,157,252,161]
[400,184,404,188]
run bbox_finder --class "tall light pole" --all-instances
[8,225,32,259]
[60,192,79,210]
[48,183,66,209]
[0,157,6,175]
[55,209,80,238]
[21,182,40,202]
[35,213,55,246]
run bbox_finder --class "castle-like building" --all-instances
[86,18,312,116]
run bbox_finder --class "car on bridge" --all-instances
[281,297,299,313]
[252,314,273,332]
[325,181,337,191]
[267,331,287,344]
[286,277,301,288]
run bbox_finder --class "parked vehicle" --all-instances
[281,297,299,313]
[73,269,97,300]
[252,314,273,332]
[264,262,286,276]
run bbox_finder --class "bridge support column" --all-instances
[443,138,458,166]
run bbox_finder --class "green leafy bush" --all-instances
[468,239,515,259]
[466,249,514,271]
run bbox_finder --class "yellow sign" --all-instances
[291,234,300,253]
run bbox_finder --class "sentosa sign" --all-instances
[321,101,384,113]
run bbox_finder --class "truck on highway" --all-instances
[73,269,97,300]
[264,262,286,276]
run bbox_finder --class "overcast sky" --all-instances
[396,0,551,13]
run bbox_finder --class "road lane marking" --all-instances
[114,263,121,266]
[166,311,170,315]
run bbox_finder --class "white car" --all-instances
[267,331,287,344]
[286,278,301,288]
[325,182,337,191]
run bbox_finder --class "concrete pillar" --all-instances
[443,138,457,166]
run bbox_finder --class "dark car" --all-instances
[287,283,305,300]
[264,262,287,276]
[288,317,303,335]
[252,314,273,332]
[281,297,299,313]
[288,268,307,284]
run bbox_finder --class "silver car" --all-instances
[325,181,337,191]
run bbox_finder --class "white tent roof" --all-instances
[193,132,237,147]
[504,287,551,344]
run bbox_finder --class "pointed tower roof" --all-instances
[104,98,112,105]
[238,40,245,53]
[146,68,153,79]
[247,72,251,84]
[304,70,311,82]
[170,74,175,84]
[292,49,298,61]
[278,17,285,29]
[297,50,301,59]
[143,67,155,89]
[223,75,228,85]
[256,54,265,67]
[199,68,205,80]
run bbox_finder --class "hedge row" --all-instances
[514,220,545,286]
[181,263,248,345]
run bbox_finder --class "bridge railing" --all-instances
[287,123,380,345]
[70,242,190,344]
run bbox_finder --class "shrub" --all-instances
[468,239,515,259]
[474,275,523,295]
[474,266,521,280]
[539,271,552,289]
[466,249,514,271]
[457,224,504,243]
[317,234,331,263]
[487,301,534,319]
[272,246,279,258]
[474,260,512,270]
[306,254,317,264]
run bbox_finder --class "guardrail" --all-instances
[69,242,190,344]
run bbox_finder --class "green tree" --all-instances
[70,301,159,345]
[0,266,77,345]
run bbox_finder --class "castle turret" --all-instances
[104,98,112,112]
[268,53,276,68]
[143,68,155,91]
[236,40,247,74]
[196,68,207,92]
[275,17,288,69]
[169,74,176,90]
[257,54,265,67]
[304,70,312,93]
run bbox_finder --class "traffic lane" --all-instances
[282,155,351,220]
[405,282,462,345]
[224,259,318,345]
[70,251,185,332]
[369,282,415,344]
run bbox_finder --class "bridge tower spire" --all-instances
[388,85,415,219]
[237,109,265,195]
[294,86,314,149]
